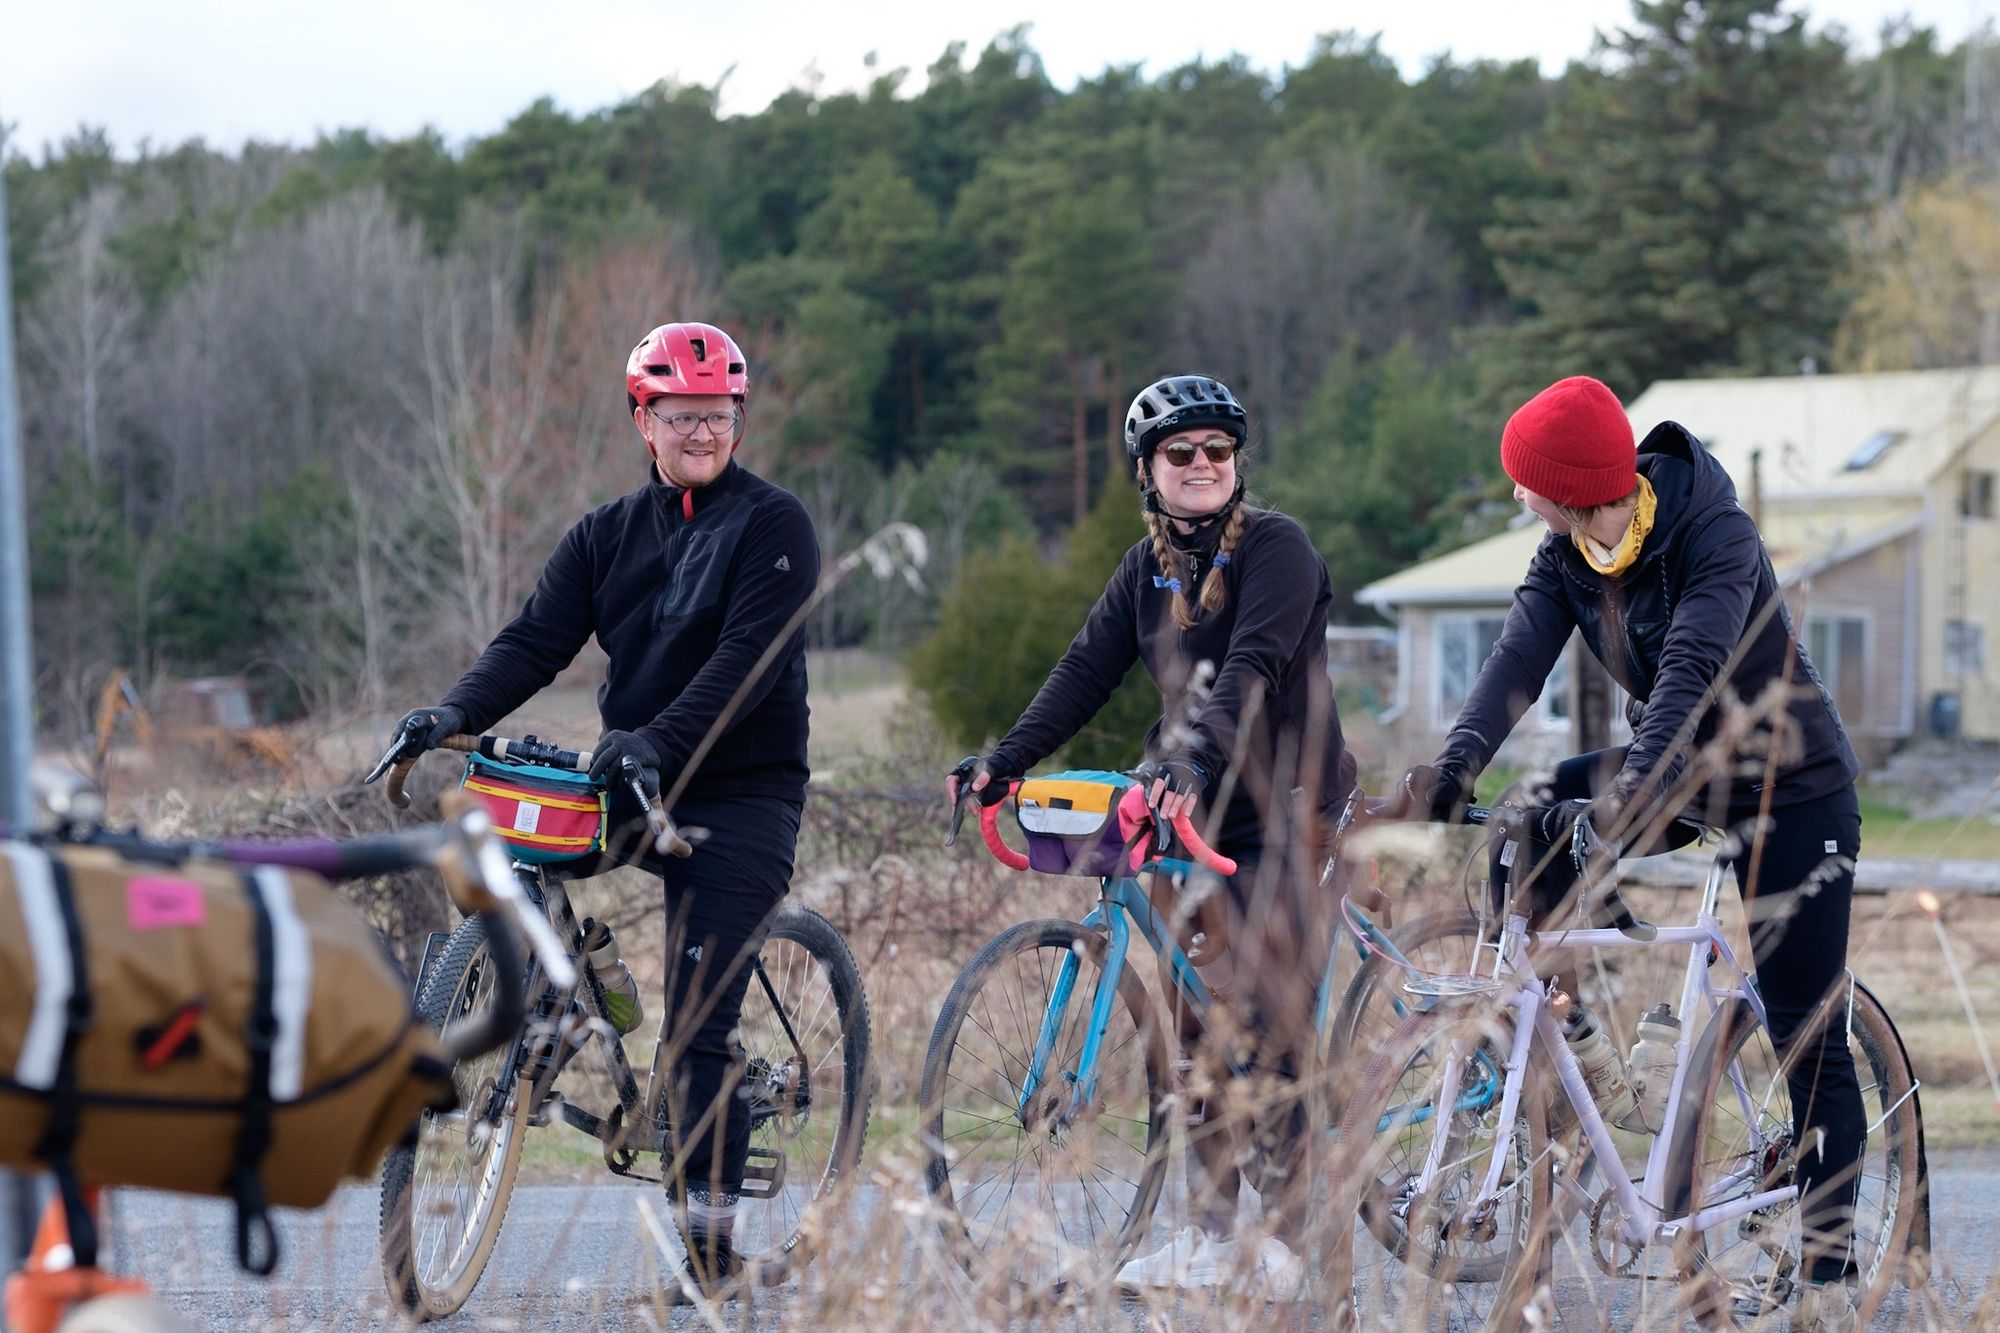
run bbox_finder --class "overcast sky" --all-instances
[1,0,1987,159]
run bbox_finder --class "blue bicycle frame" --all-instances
[1016,856,1499,1131]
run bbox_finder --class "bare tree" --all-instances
[1173,146,1455,444]
[22,188,139,478]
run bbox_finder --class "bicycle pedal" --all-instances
[737,1148,787,1199]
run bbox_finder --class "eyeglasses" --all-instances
[648,406,738,438]
[1156,438,1238,468]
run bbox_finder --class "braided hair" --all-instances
[1141,466,1252,630]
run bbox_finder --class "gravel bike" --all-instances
[366,725,872,1318]
[918,771,1491,1295]
[1326,801,1928,1331]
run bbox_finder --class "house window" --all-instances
[1806,615,1868,722]
[1945,620,1986,675]
[1842,429,1904,471]
[1540,643,1572,728]
[1435,614,1506,727]
[1963,470,1997,520]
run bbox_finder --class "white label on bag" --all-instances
[1500,839,1519,868]
[515,802,542,834]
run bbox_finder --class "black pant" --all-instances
[606,792,800,1200]
[1494,750,1865,1283]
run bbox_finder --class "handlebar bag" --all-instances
[460,754,607,865]
[0,840,455,1274]
[1013,770,1136,876]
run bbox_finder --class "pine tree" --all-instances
[1485,0,1859,401]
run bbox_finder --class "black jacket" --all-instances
[1437,423,1859,819]
[442,460,820,804]
[986,509,1354,841]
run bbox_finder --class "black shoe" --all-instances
[672,1240,744,1303]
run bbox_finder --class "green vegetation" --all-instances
[6,7,1988,750]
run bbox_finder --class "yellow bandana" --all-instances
[1573,474,1656,576]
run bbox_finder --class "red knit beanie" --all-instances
[1500,376,1636,508]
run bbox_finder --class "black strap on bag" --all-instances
[230,870,281,1276]
[33,855,98,1269]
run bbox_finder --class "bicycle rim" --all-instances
[730,906,872,1279]
[1668,985,1919,1328]
[405,934,530,1315]
[919,919,1170,1295]
[1327,1003,1553,1333]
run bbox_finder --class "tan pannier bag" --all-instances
[0,840,455,1273]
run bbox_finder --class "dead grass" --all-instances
[63,663,2000,1327]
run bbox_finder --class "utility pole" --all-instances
[0,151,50,1269]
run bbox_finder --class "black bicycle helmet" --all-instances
[1123,375,1248,462]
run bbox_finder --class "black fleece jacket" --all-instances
[442,460,820,803]
[986,509,1353,837]
[1436,423,1859,820]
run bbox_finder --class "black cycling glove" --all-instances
[1397,763,1471,822]
[1134,756,1206,800]
[392,704,467,754]
[588,730,664,794]
[948,755,1014,807]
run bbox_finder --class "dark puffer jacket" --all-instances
[1437,422,1859,820]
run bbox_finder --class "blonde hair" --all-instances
[1144,497,1251,630]
[1552,483,1641,538]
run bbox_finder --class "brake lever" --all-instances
[362,717,426,786]
[1153,801,1172,854]
[945,796,968,848]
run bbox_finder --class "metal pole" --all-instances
[0,147,51,1268]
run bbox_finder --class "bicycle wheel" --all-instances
[1327,910,1490,1086]
[1323,1003,1553,1333]
[729,903,873,1283]
[1662,981,1922,1328]
[379,916,533,1319]
[920,918,1172,1295]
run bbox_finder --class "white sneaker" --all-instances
[1115,1226,1232,1291]
[1245,1235,1307,1302]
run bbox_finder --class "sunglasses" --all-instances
[1156,438,1239,468]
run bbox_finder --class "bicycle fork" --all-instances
[1019,908,1130,1131]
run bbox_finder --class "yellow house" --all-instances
[1356,367,2000,770]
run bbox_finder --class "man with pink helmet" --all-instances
[393,321,819,1296]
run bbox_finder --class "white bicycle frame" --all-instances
[1391,847,1794,1253]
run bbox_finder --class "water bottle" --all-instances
[1625,1004,1682,1133]
[1557,997,1641,1130]
[582,917,644,1035]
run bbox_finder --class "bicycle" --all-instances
[917,770,1492,1295]
[1324,799,1929,1331]
[365,725,873,1319]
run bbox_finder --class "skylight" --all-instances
[1843,429,1904,471]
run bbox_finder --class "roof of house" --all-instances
[1358,508,1927,608]
[1627,366,2000,499]
[1357,366,1993,608]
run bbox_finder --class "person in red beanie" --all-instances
[1396,375,1870,1332]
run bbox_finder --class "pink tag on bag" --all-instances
[127,877,207,930]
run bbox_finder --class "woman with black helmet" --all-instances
[946,374,1355,1299]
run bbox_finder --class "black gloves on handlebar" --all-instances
[1526,795,1625,859]
[1397,763,1471,822]
[588,730,663,796]
[948,755,1014,807]
[393,704,467,754]
[1133,756,1206,801]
